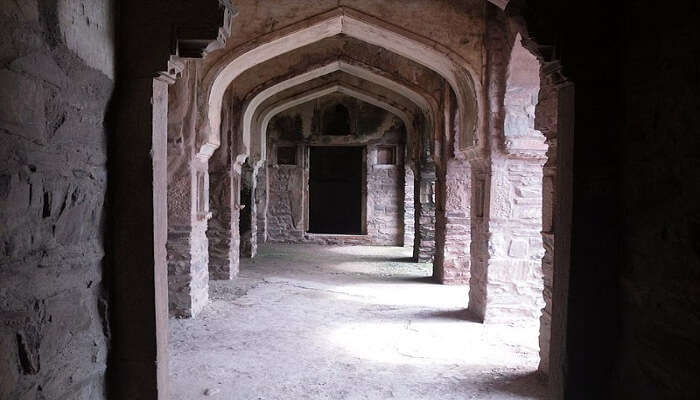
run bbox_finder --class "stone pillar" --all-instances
[207,92,244,280]
[110,1,228,397]
[536,65,564,376]
[480,156,546,323]
[208,170,240,279]
[255,163,268,244]
[434,159,472,284]
[165,62,209,319]
[469,156,546,323]
[240,162,257,258]
[468,159,490,318]
[403,165,415,247]
[413,161,436,262]
[166,161,210,318]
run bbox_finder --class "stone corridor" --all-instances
[169,244,545,399]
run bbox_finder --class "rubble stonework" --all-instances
[413,162,437,262]
[434,159,472,283]
[469,14,547,327]
[0,1,114,397]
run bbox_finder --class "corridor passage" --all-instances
[169,244,545,399]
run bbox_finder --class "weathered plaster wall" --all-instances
[0,1,114,398]
[266,94,406,245]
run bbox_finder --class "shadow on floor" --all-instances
[418,308,482,322]
[386,275,438,284]
[472,371,547,399]
[341,256,417,263]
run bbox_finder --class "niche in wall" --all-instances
[376,146,397,165]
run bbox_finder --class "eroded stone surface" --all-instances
[0,0,114,397]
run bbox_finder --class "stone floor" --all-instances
[169,244,546,399]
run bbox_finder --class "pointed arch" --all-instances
[242,60,436,162]
[201,7,482,161]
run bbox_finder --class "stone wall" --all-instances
[266,94,406,245]
[0,1,114,398]
[614,2,700,397]
[366,142,405,244]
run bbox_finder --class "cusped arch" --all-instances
[202,7,482,161]
[244,60,436,162]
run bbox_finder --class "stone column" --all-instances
[166,161,210,319]
[413,161,436,262]
[403,165,415,247]
[536,64,564,376]
[434,159,472,283]
[110,1,228,397]
[165,62,210,319]
[480,155,546,324]
[207,93,244,280]
[208,169,240,279]
[240,162,257,258]
[255,162,268,245]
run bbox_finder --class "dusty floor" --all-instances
[169,244,546,399]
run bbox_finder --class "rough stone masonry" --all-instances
[0,1,115,398]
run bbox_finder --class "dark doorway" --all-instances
[309,146,364,234]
